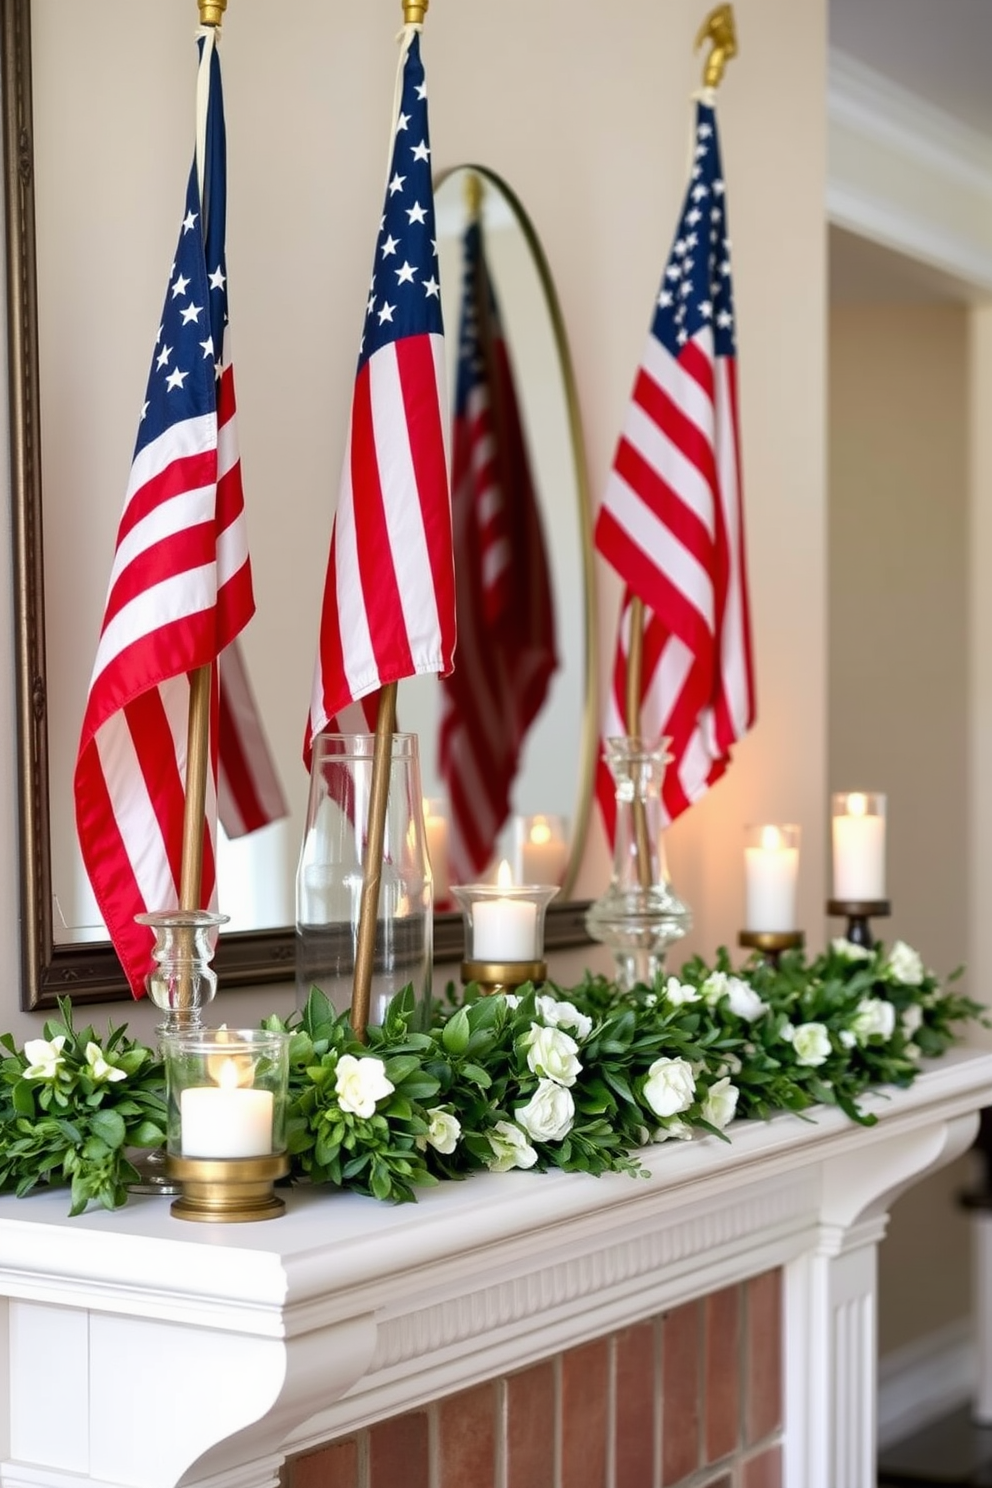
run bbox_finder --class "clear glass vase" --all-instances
[585,736,691,990]
[295,732,432,1029]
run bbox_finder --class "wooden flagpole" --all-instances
[350,0,430,1041]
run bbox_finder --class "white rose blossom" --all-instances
[524,1024,582,1087]
[643,1056,696,1118]
[535,995,593,1042]
[23,1035,67,1082]
[700,971,730,1006]
[502,994,521,1010]
[664,976,700,1007]
[839,1029,857,1049]
[84,1042,126,1083]
[725,977,770,1022]
[886,940,925,986]
[831,938,872,962]
[653,1118,694,1143]
[485,1120,538,1172]
[850,996,896,1044]
[700,1077,739,1131]
[516,1079,575,1143]
[792,1022,832,1066]
[334,1054,395,1118]
[779,1021,796,1043]
[416,1107,461,1155]
[902,1004,923,1037]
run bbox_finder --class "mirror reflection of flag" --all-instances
[594,97,756,843]
[440,200,558,884]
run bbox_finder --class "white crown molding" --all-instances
[828,48,992,291]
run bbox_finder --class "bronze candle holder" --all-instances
[165,1152,290,1223]
[461,959,548,997]
[827,898,890,950]
[738,929,804,967]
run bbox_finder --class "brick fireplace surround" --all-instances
[0,1047,989,1488]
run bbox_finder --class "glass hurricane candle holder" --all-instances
[451,863,559,995]
[160,1027,290,1223]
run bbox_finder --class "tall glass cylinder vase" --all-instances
[585,736,691,991]
[295,733,433,1030]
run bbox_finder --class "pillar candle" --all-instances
[423,801,450,904]
[180,1085,274,1158]
[832,793,886,900]
[472,897,538,961]
[744,825,799,932]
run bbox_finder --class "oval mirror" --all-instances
[3,2,597,1007]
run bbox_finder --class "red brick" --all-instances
[704,1285,741,1463]
[437,1383,497,1488]
[506,1360,555,1488]
[289,1439,360,1488]
[661,1301,701,1484]
[561,1338,610,1488]
[614,1322,657,1488]
[745,1272,783,1444]
[369,1412,429,1488]
[743,1443,783,1488]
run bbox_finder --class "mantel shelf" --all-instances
[0,1046,990,1488]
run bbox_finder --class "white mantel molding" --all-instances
[0,1046,989,1488]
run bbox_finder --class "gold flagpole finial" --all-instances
[464,171,483,221]
[402,0,429,24]
[198,0,227,26]
[694,4,737,89]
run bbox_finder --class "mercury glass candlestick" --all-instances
[585,737,691,991]
[451,865,559,995]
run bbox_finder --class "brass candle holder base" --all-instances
[738,929,804,967]
[165,1152,290,1223]
[461,959,547,996]
[827,898,890,951]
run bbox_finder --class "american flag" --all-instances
[439,204,557,882]
[74,30,263,997]
[594,98,755,840]
[304,30,455,770]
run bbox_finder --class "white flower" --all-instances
[653,1118,694,1142]
[84,1042,126,1083]
[535,995,593,1041]
[716,1052,743,1078]
[700,1076,739,1130]
[887,940,925,986]
[334,1054,395,1118]
[416,1107,461,1154]
[839,1029,857,1049]
[792,1022,832,1067]
[700,971,730,1006]
[516,1079,575,1143]
[725,977,769,1022]
[524,1024,582,1087]
[485,1120,538,1172]
[905,1042,921,1060]
[832,937,872,962]
[664,976,700,1006]
[502,994,521,1010]
[779,1021,796,1042]
[23,1035,67,1081]
[643,1056,696,1118]
[850,996,896,1044]
[902,1004,923,1037]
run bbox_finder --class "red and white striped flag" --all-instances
[218,638,287,837]
[74,28,259,997]
[439,202,557,882]
[304,27,455,769]
[594,96,755,841]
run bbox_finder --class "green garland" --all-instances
[0,938,985,1213]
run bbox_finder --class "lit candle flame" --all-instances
[847,792,868,817]
[760,824,782,852]
[496,858,514,889]
[530,817,552,846]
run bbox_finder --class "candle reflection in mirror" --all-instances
[512,813,568,887]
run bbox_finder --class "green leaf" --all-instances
[89,1109,127,1150]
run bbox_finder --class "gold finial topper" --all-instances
[695,3,737,89]
[198,0,227,25]
[464,171,483,220]
[402,0,429,23]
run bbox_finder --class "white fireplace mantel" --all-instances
[0,1046,989,1488]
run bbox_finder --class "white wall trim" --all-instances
[877,1317,974,1451]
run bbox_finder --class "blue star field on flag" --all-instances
[135,41,229,459]
[360,32,444,368]
[652,100,736,360]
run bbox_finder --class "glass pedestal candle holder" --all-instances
[585,737,691,991]
[296,733,433,1030]
[161,1027,290,1222]
[451,870,559,995]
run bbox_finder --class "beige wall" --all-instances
[0,0,829,1044]
[829,303,973,1354]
